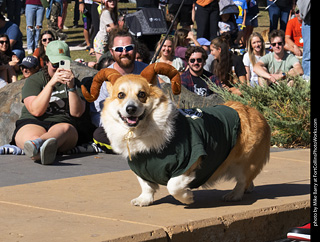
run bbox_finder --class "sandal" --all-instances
[89,49,95,56]
[40,138,58,165]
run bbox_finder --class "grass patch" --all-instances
[209,77,311,148]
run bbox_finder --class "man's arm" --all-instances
[253,61,282,85]
[285,35,302,56]
[288,62,304,77]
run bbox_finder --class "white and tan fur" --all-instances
[97,72,271,206]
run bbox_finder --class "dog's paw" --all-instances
[131,195,153,207]
[223,191,243,202]
[174,190,194,205]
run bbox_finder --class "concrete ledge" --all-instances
[0,149,310,241]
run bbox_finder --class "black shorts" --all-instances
[168,4,193,27]
[10,119,60,145]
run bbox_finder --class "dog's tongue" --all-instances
[127,117,138,124]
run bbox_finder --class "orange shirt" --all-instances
[33,48,45,68]
[285,17,303,47]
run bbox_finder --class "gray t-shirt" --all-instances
[259,52,299,74]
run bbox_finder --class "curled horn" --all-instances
[140,63,181,95]
[81,68,122,102]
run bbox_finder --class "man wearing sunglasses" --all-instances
[254,29,303,86]
[181,46,221,97]
[90,28,148,153]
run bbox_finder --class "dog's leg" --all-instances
[223,180,246,202]
[223,179,254,201]
[245,181,255,193]
[167,173,195,205]
[131,176,159,207]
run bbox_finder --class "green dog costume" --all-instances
[128,105,240,189]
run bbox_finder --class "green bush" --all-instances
[209,77,311,148]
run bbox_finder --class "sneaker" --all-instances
[63,25,69,30]
[24,139,42,158]
[58,33,68,41]
[287,223,311,241]
[40,138,58,165]
[27,49,33,55]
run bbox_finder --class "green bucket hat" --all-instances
[46,41,71,64]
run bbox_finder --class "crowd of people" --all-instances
[0,0,311,164]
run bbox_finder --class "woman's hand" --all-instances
[9,55,19,66]
[49,68,75,88]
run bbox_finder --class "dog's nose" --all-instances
[126,105,137,115]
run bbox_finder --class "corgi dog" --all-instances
[82,63,271,206]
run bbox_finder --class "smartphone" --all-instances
[59,60,70,70]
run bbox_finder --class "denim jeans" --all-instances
[301,22,310,79]
[25,4,45,51]
[267,0,291,32]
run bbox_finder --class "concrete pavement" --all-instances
[0,148,311,241]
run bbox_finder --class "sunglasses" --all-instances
[111,44,135,53]
[270,42,283,47]
[20,66,31,71]
[189,58,203,64]
[42,38,53,42]
[51,62,59,68]
[0,40,9,45]
[161,34,174,38]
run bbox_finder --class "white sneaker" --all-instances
[63,25,69,30]
[27,49,33,55]
[40,138,57,165]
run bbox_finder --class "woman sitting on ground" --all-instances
[33,30,55,68]
[11,41,86,165]
[210,34,247,95]
[0,34,18,88]
[154,35,185,83]
[243,32,265,87]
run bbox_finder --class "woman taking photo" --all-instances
[11,41,86,165]
[210,35,247,95]
[0,34,18,88]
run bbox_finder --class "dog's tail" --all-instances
[81,63,181,102]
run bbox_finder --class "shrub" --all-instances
[209,77,311,148]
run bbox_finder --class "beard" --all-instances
[114,52,135,69]
[189,64,203,75]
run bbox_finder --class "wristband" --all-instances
[67,86,77,92]
[282,72,286,79]
[79,2,84,4]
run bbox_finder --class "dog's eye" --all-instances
[137,91,146,99]
[118,92,126,99]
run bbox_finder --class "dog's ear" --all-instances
[140,63,181,95]
[81,68,122,102]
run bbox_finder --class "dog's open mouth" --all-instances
[119,111,146,127]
